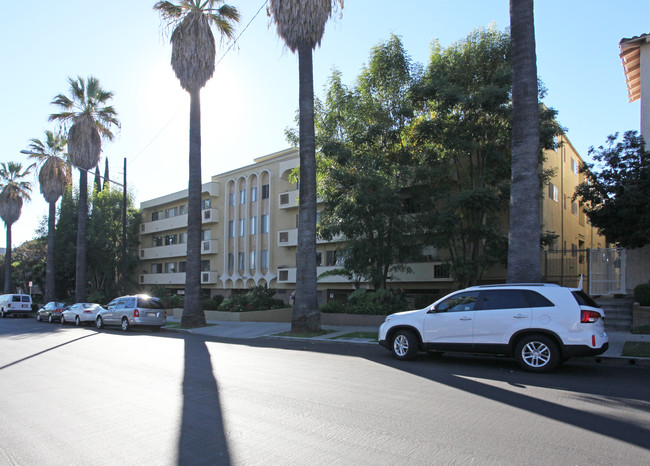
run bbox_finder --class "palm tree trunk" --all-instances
[507,0,541,283]
[292,43,321,333]
[45,200,57,302]
[76,170,88,302]
[182,87,206,328]
[4,225,12,293]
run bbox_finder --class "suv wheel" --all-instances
[515,334,559,373]
[391,329,419,360]
[96,316,104,329]
[121,318,131,332]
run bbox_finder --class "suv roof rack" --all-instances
[473,283,560,288]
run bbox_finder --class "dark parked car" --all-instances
[36,301,71,323]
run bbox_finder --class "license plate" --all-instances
[148,312,157,318]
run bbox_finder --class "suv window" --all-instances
[479,290,528,310]
[12,296,20,302]
[572,290,599,308]
[523,290,555,308]
[435,291,479,312]
[22,296,31,302]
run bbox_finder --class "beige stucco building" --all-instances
[138,138,606,305]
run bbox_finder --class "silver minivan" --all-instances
[96,295,166,331]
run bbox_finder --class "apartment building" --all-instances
[138,139,606,304]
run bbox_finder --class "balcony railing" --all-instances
[140,208,219,234]
[140,239,219,260]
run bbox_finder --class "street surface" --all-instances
[1,317,649,465]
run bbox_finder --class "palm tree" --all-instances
[0,162,33,293]
[26,130,69,302]
[507,0,541,283]
[49,76,120,302]
[268,0,343,333]
[154,0,240,328]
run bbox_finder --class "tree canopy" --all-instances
[574,131,650,248]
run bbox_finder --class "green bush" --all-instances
[170,295,185,309]
[218,285,284,312]
[634,283,650,306]
[202,296,224,310]
[320,288,408,315]
[88,291,106,304]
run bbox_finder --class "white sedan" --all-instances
[61,303,106,327]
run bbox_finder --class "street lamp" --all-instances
[20,151,128,294]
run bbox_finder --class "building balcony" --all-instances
[277,229,335,247]
[139,240,219,260]
[140,208,219,234]
[276,262,452,285]
[278,190,299,209]
[139,271,219,286]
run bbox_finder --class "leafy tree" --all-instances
[410,27,558,287]
[268,0,343,333]
[0,162,33,293]
[49,76,120,302]
[154,0,240,328]
[10,237,47,299]
[87,187,141,302]
[508,0,541,282]
[54,187,78,300]
[316,35,423,289]
[26,130,69,302]
[574,131,650,248]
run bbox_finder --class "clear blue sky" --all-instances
[1,0,648,247]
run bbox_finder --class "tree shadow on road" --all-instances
[178,335,231,465]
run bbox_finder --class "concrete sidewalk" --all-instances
[164,318,650,364]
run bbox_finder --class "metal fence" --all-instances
[542,248,625,296]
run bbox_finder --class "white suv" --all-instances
[378,284,609,372]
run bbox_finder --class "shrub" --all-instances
[634,283,650,306]
[218,285,283,312]
[202,297,224,310]
[170,295,185,309]
[320,288,408,315]
[88,291,106,305]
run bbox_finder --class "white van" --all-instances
[0,294,33,317]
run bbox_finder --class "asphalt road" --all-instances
[1,317,649,465]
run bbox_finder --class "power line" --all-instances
[132,0,269,163]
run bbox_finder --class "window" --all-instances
[240,189,246,204]
[228,221,235,238]
[326,250,337,266]
[548,182,559,202]
[251,186,258,202]
[479,290,528,310]
[229,192,235,206]
[202,198,211,210]
[178,261,186,273]
[571,158,578,175]
[279,232,289,243]
[435,291,479,312]
[250,251,256,269]
[262,184,270,199]
[164,262,176,273]
[279,270,289,281]
[261,250,269,270]
[261,214,270,233]
[250,216,257,235]
[152,236,163,247]
[316,251,322,266]
[152,211,161,221]
[238,252,245,270]
[524,290,554,308]
[228,253,234,272]
[201,229,211,241]
[280,193,289,205]
[151,263,163,274]
[571,200,578,215]
[239,218,246,237]
[201,260,210,272]
[433,263,450,279]
[179,204,187,215]
[165,207,177,218]
[179,232,187,244]
[165,234,177,246]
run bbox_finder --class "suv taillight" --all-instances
[581,310,602,323]
[134,309,140,317]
